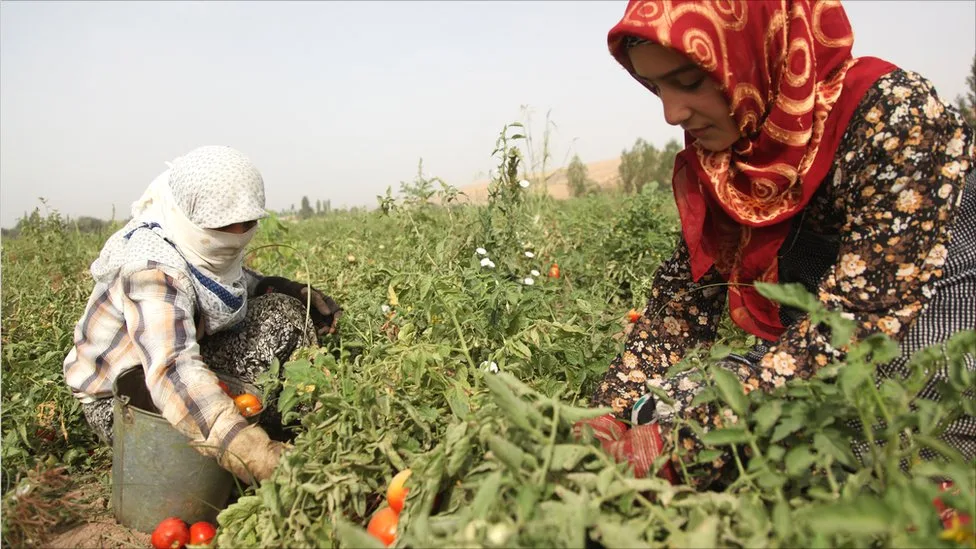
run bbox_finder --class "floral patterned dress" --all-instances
[591,69,976,488]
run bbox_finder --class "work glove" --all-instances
[254,276,342,335]
[218,423,290,484]
[573,414,678,484]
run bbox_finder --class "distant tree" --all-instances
[618,138,660,193]
[315,199,322,215]
[618,138,684,194]
[299,196,314,219]
[73,216,109,234]
[651,139,682,189]
[566,153,593,197]
[955,54,976,129]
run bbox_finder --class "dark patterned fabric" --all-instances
[591,69,976,488]
[81,293,314,446]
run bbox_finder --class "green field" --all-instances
[2,129,973,548]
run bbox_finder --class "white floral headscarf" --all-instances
[91,146,268,334]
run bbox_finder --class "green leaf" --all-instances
[446,384,470,420]
[713,366,748,415]
[595,520,651,549]
[772,500,792,539]
[550,444,591,471]
[754,282,821,313]
[752,400,782,435]
[685,515,719,549]
[814,431,856,469]
[784,445,817,477]
[701,428,750,446]
[802,497,894,535]
[771,414,806,443]
[470,470,503,518]
[487,434,527,472]
[837,355,872,397]
[559,405,614,424]
[597,466,615,495]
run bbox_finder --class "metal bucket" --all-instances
[110,367,262,533]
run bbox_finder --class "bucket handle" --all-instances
[117,395,135,425]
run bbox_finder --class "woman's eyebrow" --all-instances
[634,63,700,83]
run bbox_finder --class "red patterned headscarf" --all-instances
[608,0,895,340]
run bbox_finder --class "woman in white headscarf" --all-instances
[63,145,341,483]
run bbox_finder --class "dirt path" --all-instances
[47,520,150,549]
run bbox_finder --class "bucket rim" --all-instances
[112,366,264,421]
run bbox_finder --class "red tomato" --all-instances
[366,507,399,546]
[548,263,560,278]
[151,517,189,549]
[218,381,233,396]
[386,469,412,514]
[189,521,217,547]
[627,309,641,323]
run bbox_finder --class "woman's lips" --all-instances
[686,126,712,139]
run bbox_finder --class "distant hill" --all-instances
[453,156,623,204]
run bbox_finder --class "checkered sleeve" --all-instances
[120,266,249,458]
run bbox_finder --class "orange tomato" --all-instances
[548,262,560,278]
[627,309,641,323]
[386,469,412,514]
[366,507,399,546]
[233,393,263,417]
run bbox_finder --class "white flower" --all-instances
[476,247,488,256]
[523,277,535,286]
[379,244,385,250]
[524,251,535,258]
[481,361,499,374]
[381,304,391,314]
[530,269,540,276]
[481,257,496,268]
[518,179,530,188]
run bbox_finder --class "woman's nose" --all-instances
[660,90,692,127]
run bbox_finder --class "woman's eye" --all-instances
[677,77,704,91]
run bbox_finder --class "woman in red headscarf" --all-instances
[585,0,975,489]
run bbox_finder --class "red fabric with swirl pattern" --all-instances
[607,0,896,340]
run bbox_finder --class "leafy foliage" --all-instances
[1,121,972,549]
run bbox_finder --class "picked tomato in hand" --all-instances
[366,507,399,546]
[627,309,641,323]
[218,380,233,397]
[386,469,412,514]
[151,517,190,549]
[234,393,263,417]
[189,521,217,547]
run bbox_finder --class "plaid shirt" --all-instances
[64,261,263,457]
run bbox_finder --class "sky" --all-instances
[1,1,974,228]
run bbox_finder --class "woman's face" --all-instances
[214,220,258,234]
[627,43,740,152]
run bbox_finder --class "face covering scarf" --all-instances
[91,146,268,334]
